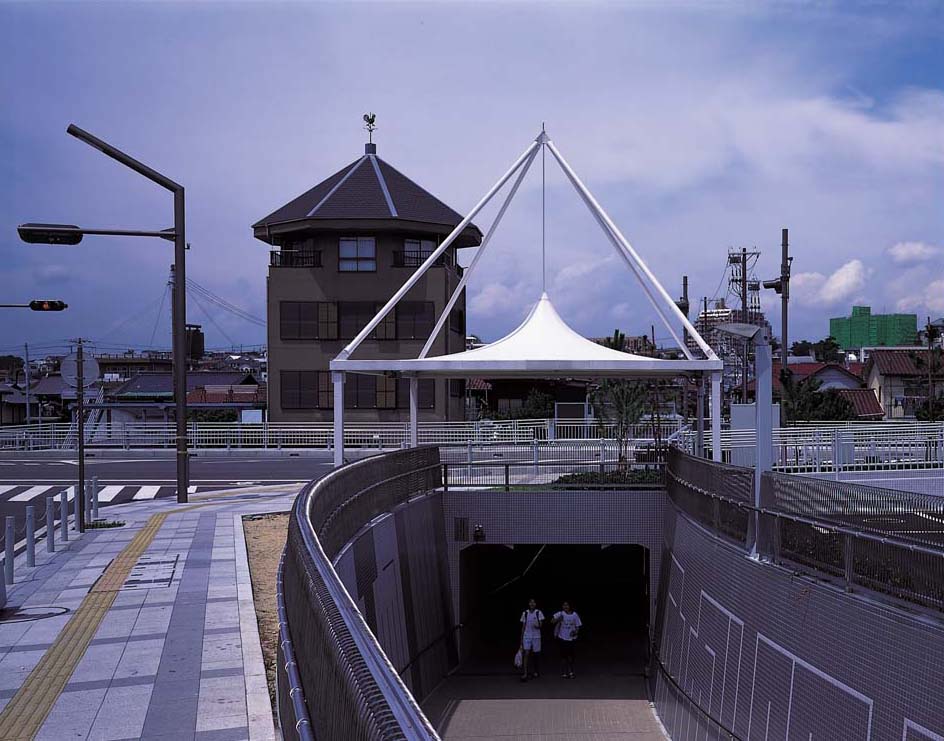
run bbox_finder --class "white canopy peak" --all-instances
[442,292,650,363]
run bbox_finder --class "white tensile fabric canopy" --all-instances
[335,293,720,378]
[329,129,724,465]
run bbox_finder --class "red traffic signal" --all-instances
[29,300,68,312]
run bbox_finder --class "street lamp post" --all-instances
[17,124,189,503]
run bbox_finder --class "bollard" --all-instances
[532,438,539,476]
[60,490,69,543]
[25,506,35,568]
[91,475,99,521]
[46,497,55,553]
[4,516,14,585]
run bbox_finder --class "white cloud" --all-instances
[896,278,944,315]
[887,241,941,265]
[792,260,869,307]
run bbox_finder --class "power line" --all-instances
[189,290,237,347]
[185,279,265,327]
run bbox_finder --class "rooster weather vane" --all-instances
[363,113,377,143]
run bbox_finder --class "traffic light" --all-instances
[18,223,83,245]
[29,300,68,312]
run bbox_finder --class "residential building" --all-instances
[107,371,258,423]
[253,141,481,422]
[865,348,944,419]
[830,306,917,351]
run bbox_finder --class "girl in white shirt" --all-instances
[519,598,544,681]
[552,601,582,678]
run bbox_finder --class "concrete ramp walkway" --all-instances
[424,670,667,740]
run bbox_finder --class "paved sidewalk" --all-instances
[0,484,301,740]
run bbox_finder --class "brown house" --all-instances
[253,141,481,422]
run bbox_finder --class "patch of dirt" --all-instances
[243,512,289,712]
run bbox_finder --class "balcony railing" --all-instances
[270,250,322,268]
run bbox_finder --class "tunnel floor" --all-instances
[421,543,667,739]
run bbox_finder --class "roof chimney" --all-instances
[365,142,377,155]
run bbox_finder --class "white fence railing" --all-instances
[683,421,944,497]
[0,418,686,452]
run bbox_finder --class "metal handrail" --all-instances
[288,451,441,740]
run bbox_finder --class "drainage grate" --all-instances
[122,554,180,590]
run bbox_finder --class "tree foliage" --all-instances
[779,369,855,422]
[789,337,844,363]
[589,378,648,462]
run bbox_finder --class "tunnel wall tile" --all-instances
[653,505,944,740]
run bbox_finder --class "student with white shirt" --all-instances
[518,598,544,681]
[552,601,582,678]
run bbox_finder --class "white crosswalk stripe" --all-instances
[0,485,19,497]
[10,485,57,502]
[132,485,161,500]
[96,485,126,503]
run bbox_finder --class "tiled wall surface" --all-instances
[653,505,944,740]
[441,489,667,641]
[334,492,456,701]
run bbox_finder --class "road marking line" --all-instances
[0,511,168,739]
[132,485,161,500]
[0,485,18,497]
[9,485,56,502]
[96,485,125,503]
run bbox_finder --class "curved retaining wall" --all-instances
[277,446,443,741]
[654,453,944,740]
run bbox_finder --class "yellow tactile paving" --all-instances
[0,511,171,740]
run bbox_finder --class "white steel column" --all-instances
[710,371,722,462]
[420,147,539,358]
[752,330,773,557]
[696,376,705,457]
[336,138,541,361]
[546,140,716,361]
[333,372,345,467]
[409,377,418,448]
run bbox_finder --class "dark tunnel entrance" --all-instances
[458,544,650,676]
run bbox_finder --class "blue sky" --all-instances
[2,1,942,359]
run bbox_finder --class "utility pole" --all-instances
[740,247,749,403]
[928,316,936,422]
[75,338,86,533]
[24,343,31,425]
[779,229,790,370]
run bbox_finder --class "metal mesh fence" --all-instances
[666,447,944,612]
[278,447,442,741]
[665,448,752,544]
[763,472,944,549]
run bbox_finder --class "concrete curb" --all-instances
[234,512,278,741]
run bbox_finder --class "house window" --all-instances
[449,379,465,398]
[281,370,317,409]
[339,237,376,272]
[402,239,436,267]
[279,302,317,341]
[376,376,397,409]
[498,398,523,414]
[397,378,436,409]
[317,302,338,340]
[374,305,396,340]
[344,374,377,409]
[317,371,332,408]
[338,302,377,340]
[397,301,434,340]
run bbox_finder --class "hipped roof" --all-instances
[253,149,482,246]
[332,294,721,378]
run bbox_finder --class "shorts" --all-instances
[522,633,541,652]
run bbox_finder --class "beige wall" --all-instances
[267,231,466,422]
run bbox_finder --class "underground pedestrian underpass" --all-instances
[276,447,944,740]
